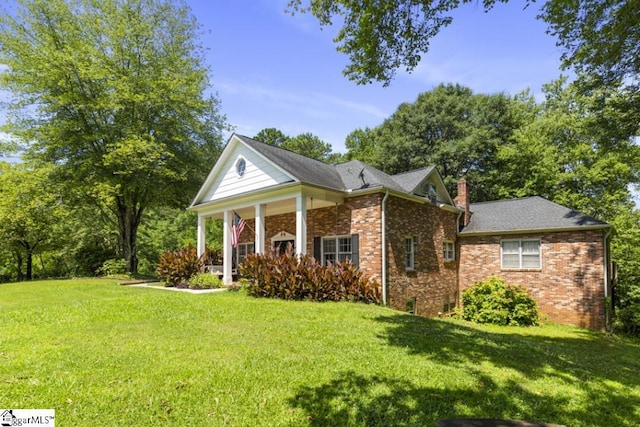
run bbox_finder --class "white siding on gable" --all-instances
[203,144,293,202]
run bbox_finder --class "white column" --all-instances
[296,194,307,255]
[222,210,233,284]
[255,203,266,254]
[197,214,206,257]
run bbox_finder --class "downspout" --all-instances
[381,190,390,306]
[603,227,612,330]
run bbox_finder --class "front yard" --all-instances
[1,279,639,426]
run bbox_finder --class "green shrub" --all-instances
[188,272,223,289]
[97,258,127,276]
[238,247,381,304]
[461,276,540,326]
[157,244,202,287]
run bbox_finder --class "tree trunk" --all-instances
[116,198,144,274]
[26,248,33,280]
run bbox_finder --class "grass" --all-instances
[1,279,639,426]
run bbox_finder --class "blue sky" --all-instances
[192,0,566,153]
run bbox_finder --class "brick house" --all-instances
[189,134,612,330]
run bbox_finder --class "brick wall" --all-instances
[385,196,459,317]
[458,230,607,330]
[240,194,383,281]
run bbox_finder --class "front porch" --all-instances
[194,185,344,284]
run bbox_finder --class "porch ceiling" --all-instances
[205,195,338,220]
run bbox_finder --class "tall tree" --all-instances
[254,128,291,147]
[288,0,640,88]
[346,84,520,200]
[493,77,640,219]
[282,132,333,161]
[254,128,334,161]
[0,162,67,280]
[0,0,226,273]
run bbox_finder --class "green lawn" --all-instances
[1,279,639,426]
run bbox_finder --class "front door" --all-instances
[274,240,294,255]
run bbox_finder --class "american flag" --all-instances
[231,213,246,248]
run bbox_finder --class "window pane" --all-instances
[338,237,351,253]
[502,241,519,253]
[405,237,414,269]
[522,254,540,268]
[324,254,336,264]
[444,241,454,260]
[522,240,540,254]
[503,254,520,268]
[406,253,413,269]
[247,243,255,254]
[323,238,336,253]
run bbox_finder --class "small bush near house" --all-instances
[187,272,223,290]
[461,276,540,326]
[97,258,127,277]
[157,244,202,287]
[239,248,381,304]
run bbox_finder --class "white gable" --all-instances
[194,136,295,205]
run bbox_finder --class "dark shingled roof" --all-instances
[392,167,435,193]
[460,196,609,234]
[237,135,345,191]
[239,135,428,193]
[335,160,406,192]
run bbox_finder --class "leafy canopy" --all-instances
[0,0,227,272]
[289,0,638,88]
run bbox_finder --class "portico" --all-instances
[189,134,345,284]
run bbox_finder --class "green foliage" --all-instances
[290,0,639,90]
[156,244,202,287]
[188,272,223,289]
[239,247,381,304]
[345,84,520,200]
[253,128,334,161]
[541,0,639,85]
[97,258,127,277]
[137,208,222,276]
[610,208,640,336]
[0,0,227,273]
[0,162,68,280]
[461,277,540,326]
[253,128,290,147]
[493,77,640,220]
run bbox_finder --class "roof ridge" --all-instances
[471,196,542,205]
[237,134,333,168]
[391,166,435,176]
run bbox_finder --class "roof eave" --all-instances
[458,224,611,237]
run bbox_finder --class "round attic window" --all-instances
[236,158,246,177]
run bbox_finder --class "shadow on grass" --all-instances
[290,370,569,426]
[289,314,640,426]
[373,314,640,389]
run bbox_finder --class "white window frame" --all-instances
[321,235,352,265]
[405,236,415,271]
[443,240,455,261]
[237,242,254,265]
[501,239,541,269]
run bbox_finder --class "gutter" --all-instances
[381,190,390,306]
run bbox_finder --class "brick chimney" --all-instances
[454,177,471,227]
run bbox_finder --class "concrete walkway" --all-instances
[127,283,228,294]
